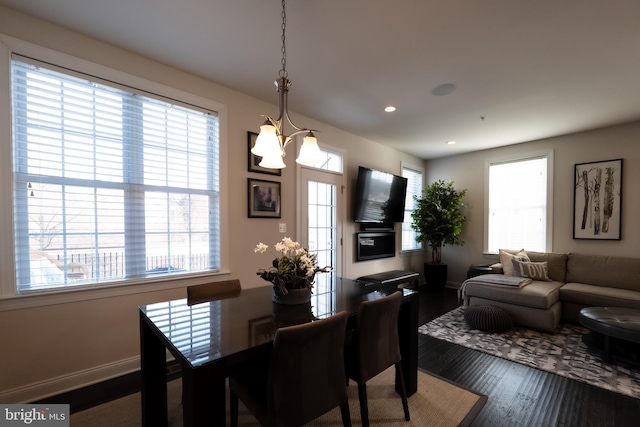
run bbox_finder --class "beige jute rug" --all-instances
[71,367,486,426]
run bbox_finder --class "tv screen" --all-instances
[353,166,408,223]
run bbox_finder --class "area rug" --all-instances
[70,366,486,426]
[419,307,640,399]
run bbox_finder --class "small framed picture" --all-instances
[248,131,281,176]
[573,158,623,240]
[248,178,281,218]
[248,315,276,346]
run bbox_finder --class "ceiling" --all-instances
[2,0,640,159]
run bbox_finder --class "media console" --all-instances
[357,270,420,289]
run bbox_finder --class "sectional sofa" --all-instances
[459,250,640,332]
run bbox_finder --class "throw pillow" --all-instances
[512,260,552,281]
[499,249,530,276]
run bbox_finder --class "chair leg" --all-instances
[229,389,239,427]
[357,381,370,427]
[395,361,410,421]
[339,400,352,427]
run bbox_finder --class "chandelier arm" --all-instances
[287,128,315,139]
[282,107,306,133]
[260,115,277,126]
[274,77,319,136]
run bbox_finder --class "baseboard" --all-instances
[0,356,140,404]
[446,281,462,290]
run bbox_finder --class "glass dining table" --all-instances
[139,275,419,427]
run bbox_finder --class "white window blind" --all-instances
[11,58,220,292]
[402,165,423,251]
[487,154,550,253]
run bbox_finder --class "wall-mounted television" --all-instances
[353,166,408,223]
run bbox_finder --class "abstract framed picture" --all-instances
[248,178,281,218]
[573,158,622,240]
[248,131,281,176]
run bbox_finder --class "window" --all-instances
[10,57,220,293]
[401,164,423,251]
[485,151,553,253]
[304,147,343,173]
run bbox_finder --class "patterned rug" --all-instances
[419,307,640,399]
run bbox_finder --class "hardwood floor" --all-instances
[418,287,640,427]
[38,286,640,425]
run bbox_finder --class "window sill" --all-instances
[400,248,424,256]
[0,270,230,312]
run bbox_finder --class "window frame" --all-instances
[401,162,424,253]
[298,143,344,174]
[483,149,554,254]
[0,35,229,310]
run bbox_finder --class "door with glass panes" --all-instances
[299,166,344,318]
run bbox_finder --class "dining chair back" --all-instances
[187,279,241,305]
[230,311,352,427]
[347,291,410,426]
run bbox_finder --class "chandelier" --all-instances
[251,0,323,169]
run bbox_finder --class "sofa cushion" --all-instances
[513,260,552,281]
[464,280,563,309]
[560,282,640,308]
[499,249,530,276]
[524,251,567,283]
[566,253,640,291]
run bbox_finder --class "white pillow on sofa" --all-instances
[512,259,552,281]
[499,249,530,276]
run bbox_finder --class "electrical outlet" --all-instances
[279,223,286,233]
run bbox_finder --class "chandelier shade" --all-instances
[258,148,287,169]
[255,0,324,169]
[295,133,322,166]
[251,122,280,158]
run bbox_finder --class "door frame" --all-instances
[296,144,346,278]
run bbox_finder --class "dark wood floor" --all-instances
[38,286,640,425]
[417,287,640,427]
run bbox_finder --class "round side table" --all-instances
[466,264,494,279]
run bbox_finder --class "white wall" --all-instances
[427,120,640,286]
[0,6,425,402]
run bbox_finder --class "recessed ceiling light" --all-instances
[384,106,397,113]
[446,140,456,145]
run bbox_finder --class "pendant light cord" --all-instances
[279,0,288,79]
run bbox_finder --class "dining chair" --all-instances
[345,291,410,426]
[186,279,241,305]
[183,279,243,404]
[230,311,352,427]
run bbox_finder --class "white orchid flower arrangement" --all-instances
[254,237,331,295]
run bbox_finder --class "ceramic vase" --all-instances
[272,286,312,305]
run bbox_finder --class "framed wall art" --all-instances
[573,158,622,240]
[248,178,281,218]
[248,131,281,176]
[248,315,276,346]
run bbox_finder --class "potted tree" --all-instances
[411,180,466,290]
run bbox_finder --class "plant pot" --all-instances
[272,301,315,327]
[424,262,447,291]
[272,287,312,305]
